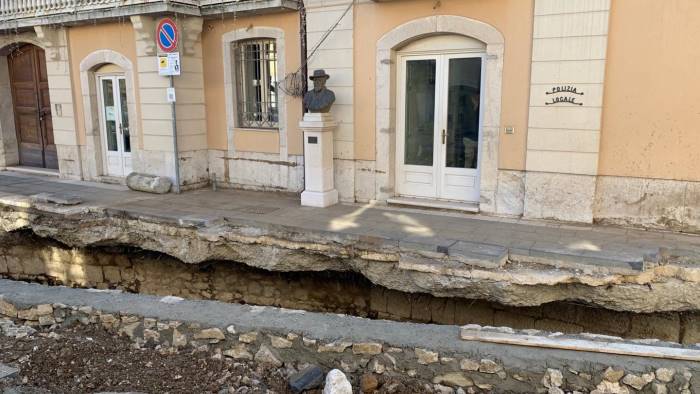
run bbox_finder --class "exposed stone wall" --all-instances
[1,232,698,345]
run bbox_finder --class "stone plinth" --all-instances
[300,112,338,207]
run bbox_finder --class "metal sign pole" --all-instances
[170,74,181,194]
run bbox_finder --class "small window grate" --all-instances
[234,38,279,129]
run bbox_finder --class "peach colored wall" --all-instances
[353,0,533,170]
[67,22,139,147]
[599,0,700,182]
[234,130,279,154]
[201,12,302,155]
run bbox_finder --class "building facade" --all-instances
[1,0,698,232]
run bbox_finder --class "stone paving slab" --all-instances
[0,363,18,380]
[0,171,698,273]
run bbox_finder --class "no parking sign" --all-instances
[156,18,180,76]
[156,18,178,53]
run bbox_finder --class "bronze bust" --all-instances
[303,69,336,113]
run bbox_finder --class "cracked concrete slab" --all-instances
[0,172,699,313]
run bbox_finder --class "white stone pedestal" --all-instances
[300,112,338,207]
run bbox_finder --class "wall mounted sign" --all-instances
[545,85,584,106]
[156,18,179,53]
[158,52,181,76]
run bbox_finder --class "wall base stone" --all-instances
[594,175,700,234]
[494,170,525,217]
[224,151,303,192]
[524,172,596,223]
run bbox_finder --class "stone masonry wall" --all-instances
[0,293,698,394]
[1,232,699,345]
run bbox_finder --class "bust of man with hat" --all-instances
[303,69,335,113]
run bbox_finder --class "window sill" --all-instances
[234,127,279,134]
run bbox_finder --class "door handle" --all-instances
[441,129,446,144]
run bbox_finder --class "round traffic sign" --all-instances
[156,18,178,53]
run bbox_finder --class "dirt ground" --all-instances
[0,324,429,394]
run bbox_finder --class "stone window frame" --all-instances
[374,15,504,213]
[79,49,138,180]
[222,27,288,162]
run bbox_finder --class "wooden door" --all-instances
[8,44,58,169]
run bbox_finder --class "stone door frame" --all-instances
[374,15,504,213]
[79,49,139,180]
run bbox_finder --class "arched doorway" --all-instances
[375,15,504,212]
[8,43,57,169]
[94,63,132,177]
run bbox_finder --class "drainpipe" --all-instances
[299,0,308,111]
[299,0,308,191]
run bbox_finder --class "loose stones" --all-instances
[415,348,439,365]
[254,344,282,367]
[433,372,473,388]
[239,331,258,344]
[223,344,253,360]
[194,327,225,341]
[655,368,675,383]
[269,335,293,349]
[478,359,502,374]
[352,342,382,355]
[621,373,654,390]
[318,341,352,353]
[603,367,625,383]
[460,359,479,371]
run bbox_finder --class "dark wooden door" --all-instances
[8,44,58,169]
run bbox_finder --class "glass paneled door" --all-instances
[396,52,483,202]
[98,75,132,177]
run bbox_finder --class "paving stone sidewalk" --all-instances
[0,171,697,269]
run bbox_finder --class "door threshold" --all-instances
[387,196,479,213]
[5,166,59,177]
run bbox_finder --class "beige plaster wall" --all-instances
[353,0,533,170]
[201,12,302,155]
[599,0,700,182]
[67,22,139,147]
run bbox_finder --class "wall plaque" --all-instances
[545,85,584,106]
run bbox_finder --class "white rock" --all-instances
[269,335,293,349]
[542,368,564,388]
[593,380,630,394]
[415,348,439,364]
[460,359,479,371]
[621,373,653,390]
[254,345,282,367]
[323,369,352,394]
[652,383,667,394]
[655,368,675,383]
[434,384,454,394]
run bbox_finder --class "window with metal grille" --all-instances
[234,38,279,129]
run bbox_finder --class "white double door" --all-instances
[98,75,132,177]
[396,52,484,203]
